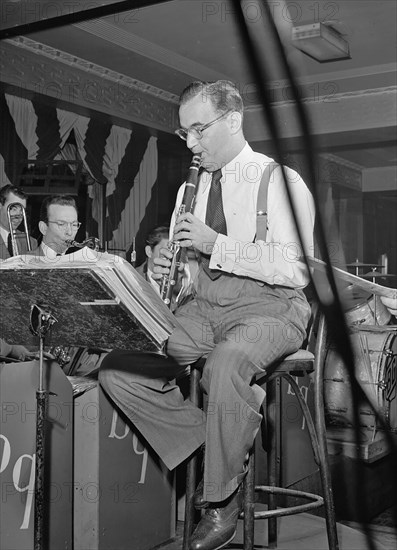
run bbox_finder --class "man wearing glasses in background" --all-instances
[36,195,81,258]
[0,184,37,259]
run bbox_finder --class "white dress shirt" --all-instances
[146,267,161,295]
[171,143,315,289]
[0,225,10,246]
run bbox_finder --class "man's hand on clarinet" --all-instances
[152,247,173,282]
[173,212,218,255]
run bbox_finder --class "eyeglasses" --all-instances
[175,110,232,141]
[48,221,81,230]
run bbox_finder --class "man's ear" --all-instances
[38,221,47,237]
[145,245,152,259]
[229,111,243,134]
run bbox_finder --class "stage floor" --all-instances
[158,511,397,550]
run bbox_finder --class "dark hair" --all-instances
[145,225,169,249]
[179,80,244,116]
[40,195,77,223]
[0,184,27,205]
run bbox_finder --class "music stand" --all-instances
[0,252,181,351]
[0,251,189,549]
[29,304,57,550]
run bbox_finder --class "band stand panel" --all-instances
[0,268,162,352]
[0,360,73,550]
[254,374,318,490]
[73,381,175,550]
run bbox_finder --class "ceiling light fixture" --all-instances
[291,22,351,63]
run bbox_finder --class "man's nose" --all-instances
[65,224,73,235]
[186,132,199,150]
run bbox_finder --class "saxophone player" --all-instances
[34,194,81,258]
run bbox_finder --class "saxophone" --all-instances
[160,154,201,306]
[65,237,100,251]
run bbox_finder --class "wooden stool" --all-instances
[183,313,339,550]
[242,314,338,549]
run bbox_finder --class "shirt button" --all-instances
[216,264,222,269]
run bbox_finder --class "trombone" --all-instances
[7,202,32,256]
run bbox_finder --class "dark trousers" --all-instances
[99,273,310,502]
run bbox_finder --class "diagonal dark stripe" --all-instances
[83,118,111,185]
[106,125,150,234]
[0,91,28,185]
[33,101,62,160]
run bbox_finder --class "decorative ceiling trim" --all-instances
[244,85,397,142]
[319,152,364,172]
[318,153,362,191]
[74,19,231,81]
[245,85,397,111]
[0,38,179,133]
[285,63,397,85]
[6,36,396,114]
[5,36,180,104]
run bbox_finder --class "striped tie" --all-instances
[202,169,227,279]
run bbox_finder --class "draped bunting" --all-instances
[0,91,158,253]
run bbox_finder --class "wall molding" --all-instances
[319,152,364,172]
[0,37,180,132]
[2,35,396,143]
[244,85,397,141]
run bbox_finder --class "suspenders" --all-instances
[256,162,279,242]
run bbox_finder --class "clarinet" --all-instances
[160,154,201,306]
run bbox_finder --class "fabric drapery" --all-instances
[0,91,158,253]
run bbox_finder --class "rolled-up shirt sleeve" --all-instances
[209,166,315,288]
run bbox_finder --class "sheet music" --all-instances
[0,249,181,350]
[307,256,397,299]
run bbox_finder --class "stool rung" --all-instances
[249,485,324,518]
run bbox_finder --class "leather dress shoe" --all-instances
[189,485,243,550]
[194,478,209,509]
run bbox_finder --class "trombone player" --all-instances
[0,184,37,259]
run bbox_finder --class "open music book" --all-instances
[0,248,182,352]
[307,256,397,300]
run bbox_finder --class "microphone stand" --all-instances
[29,304,58,550]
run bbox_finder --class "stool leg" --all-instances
[315,364,339,547]
[315,315,339,550]
[183,453,198,550]
[316,411,339,550]
[243,449,255,550]
[183,367,202,550]
[267,377,281,549]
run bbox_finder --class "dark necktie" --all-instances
[7,233,13,256]
[202,169,227,280]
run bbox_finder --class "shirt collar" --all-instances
[41,241,61,259]
[221,142,252,179]
[199,143,252,191]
